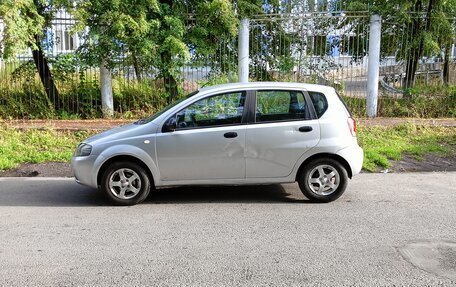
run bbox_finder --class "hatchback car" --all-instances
[72,82,363,205]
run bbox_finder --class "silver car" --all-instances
[72,82,363,205]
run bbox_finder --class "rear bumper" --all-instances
[336,144,363,177]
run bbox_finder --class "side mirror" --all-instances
[162,116,177,132]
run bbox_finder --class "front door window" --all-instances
[175,91,246,129]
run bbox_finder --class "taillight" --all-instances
[347,117,357,137]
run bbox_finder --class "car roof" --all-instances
[198,82,335,94]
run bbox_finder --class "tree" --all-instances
[0,0,62,110]
[249,19,295,81]
[153,0,242,102]
[345,0,456,90]
[435,0,456,85]
[69,0,162,116]
[70,0,245,105]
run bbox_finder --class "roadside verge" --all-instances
[1,118,455,177]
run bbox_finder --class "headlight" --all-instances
[75,143,92,157]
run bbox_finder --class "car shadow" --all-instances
[0,179,311,207]
[145,184,310,204]
[0,180,108,207]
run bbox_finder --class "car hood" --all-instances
[84,122,158,145]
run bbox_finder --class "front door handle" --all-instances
[298,126,313,132]
[224,132,238,138]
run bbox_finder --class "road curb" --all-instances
[0,177,74,181]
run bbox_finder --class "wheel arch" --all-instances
[295,153,353,181]
[97,155,155,187]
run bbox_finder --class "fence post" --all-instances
[367,14,381,118]
[100,58,114,118]
[238,18,249,83]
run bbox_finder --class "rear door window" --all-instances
[255,90,310,122]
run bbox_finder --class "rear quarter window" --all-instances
[309,92,328,118]
[336,91,353,117]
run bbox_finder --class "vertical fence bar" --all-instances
[238,18,249,83]
[367,14,381,118]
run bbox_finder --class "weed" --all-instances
[0,127,94,170]
[342,85,456,118]
[358,124,456,171]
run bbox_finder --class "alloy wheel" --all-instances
[307,164,340,196]
[108,168,142,200]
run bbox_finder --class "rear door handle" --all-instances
[298,126,313,132]
[224,132,238,138]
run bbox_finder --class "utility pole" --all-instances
[366,14,381,118]
[238,18,249,83]
[100,58,114,118]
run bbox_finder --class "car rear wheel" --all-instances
[298,158,348,202]
[100,161,151,206]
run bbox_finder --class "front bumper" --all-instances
[71,154,100,189]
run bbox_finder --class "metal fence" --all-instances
[249,12,371,97]
[380,15,456,93]
[0,9,455,119]
[249,12,456,92]
[0,10,240,118]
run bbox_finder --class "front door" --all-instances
[156,91,247,181]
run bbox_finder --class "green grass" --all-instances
[0,127,93,170]
[358,124,456,171]
[0,124,455,172]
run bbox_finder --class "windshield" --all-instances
[135,91,199,124]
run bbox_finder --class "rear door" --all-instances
[245,89,320,178]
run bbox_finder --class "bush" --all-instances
[342,85,456,118]
[0,75,172,119]
[112,78,168,118]
[1,61,455,120]
[0,86,56,119]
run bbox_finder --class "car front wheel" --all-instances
[298,158,348,202]
[100,161,151,206]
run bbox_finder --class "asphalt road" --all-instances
[0,172,455,286]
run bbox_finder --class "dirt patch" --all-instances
[389,154,456,173]
[1,119,131,131]
[359,118,456,128]
[0,162,72,177]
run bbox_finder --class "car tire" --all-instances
[298,158,348,202]
[100,161,151,206]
